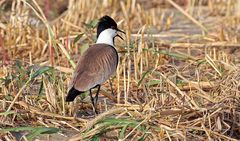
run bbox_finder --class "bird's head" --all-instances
[96,15,125,46]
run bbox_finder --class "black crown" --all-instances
[97,15,117,38]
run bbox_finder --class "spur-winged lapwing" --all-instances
[66,15,125,114]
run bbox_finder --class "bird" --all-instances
[66,15,125,114]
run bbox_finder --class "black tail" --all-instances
[66,87,84,102]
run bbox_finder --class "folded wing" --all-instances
[70,44,118,92]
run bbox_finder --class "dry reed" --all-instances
[1,0,240,140]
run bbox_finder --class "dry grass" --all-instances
[1,0,240,140]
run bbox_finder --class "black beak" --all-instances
[116,28,125,40]
[117,28,125,34]
[116,34,124,40]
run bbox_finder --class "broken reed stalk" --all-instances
[18,101,87,122]
[159,72,199,109]
[69,107,125,141]
[6,77,32,112]
[166,0,208,33]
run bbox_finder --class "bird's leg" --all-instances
[94,85,101,114]
[95,85,101,104]
[109,79,114,95]
[89,89,96,113]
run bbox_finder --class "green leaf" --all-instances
[158,50,190,60]
[2,127,33,132]
[119,124,129,139]
[197,59,206,66]
[138,136,145,141]
[98,118,146,132]
[90,135,100,141]
[0,111,16,116]
[83,118,147,140]
[85,19,99,29]
[4,94,13,101]
[15,60,23,70]
[30,66,53,80]
[74,33,84,44]
[137,69,153,86]
[176,79,185,85]
[15,60,28,83]
[1,127,60,140]
[0,74,16,86]
[138,132,148,141]
[143,49,195,60]
[38,79,44,95]
[26,127,59,140]
[129,41,135,49]
[147,79,161,86]
[47,25,60,57]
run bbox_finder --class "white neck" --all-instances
[96,28,116,47]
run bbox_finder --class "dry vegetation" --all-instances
[1,0,240,140]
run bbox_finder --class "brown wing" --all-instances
[70,44,118,91]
